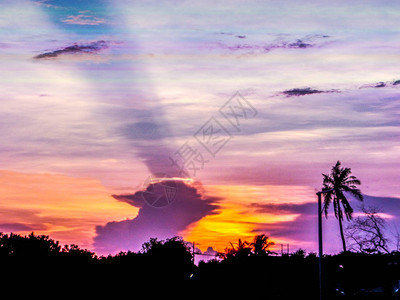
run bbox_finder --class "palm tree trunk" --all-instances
[338,214,347,252]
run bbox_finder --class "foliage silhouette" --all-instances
[251,234,276,256]
[222,234,276,259]
[322,160,363,252]
[227,238,252,259]
[1,232,400,299]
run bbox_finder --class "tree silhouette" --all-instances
[222,235,276,259]
[251,234,275,256]
[140,236,194,281]
[0,232,61,258]
[223,238,252,259]
[322,160,363,252]
[346,206,390,254]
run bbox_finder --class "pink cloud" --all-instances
[62,14,107,26]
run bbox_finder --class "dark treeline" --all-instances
[1,232,400,298]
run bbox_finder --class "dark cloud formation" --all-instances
[287,39,313,48]
[33,40,108,59]
[375,82,386,88]
[282,87,340,97]
[360,79,400,89]
[265,38,314,50]
[251,202,316,215]
[94,181,220,254]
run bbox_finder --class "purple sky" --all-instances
[0,0,399,255]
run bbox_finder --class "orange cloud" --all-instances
[0,170,138,250]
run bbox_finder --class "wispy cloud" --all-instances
[212,34,331,54]
[33,40,108,59]
[0,222,44,232]
[62,14,107,26]
[360,79,400,89]
[32,0,60,9]
[282,87,340,97]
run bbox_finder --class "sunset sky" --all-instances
[1,0,399,256]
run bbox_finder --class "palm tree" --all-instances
[251,234,275,256]
[224,238,252,259]
[322,160,363,252]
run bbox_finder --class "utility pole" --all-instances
[317,191,323,300]
[316,188,334,300]
[192,242,195,264]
